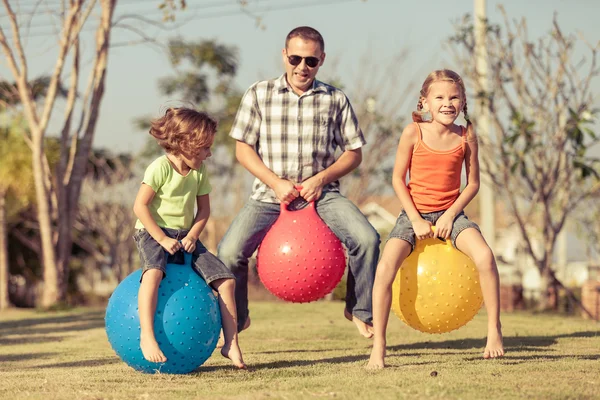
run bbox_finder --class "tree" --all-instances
[0,0,119,307]
[449,7,600,310]
[0,117,35,310]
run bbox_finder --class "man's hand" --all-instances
[298,175,325,202]
[273,179,299,204]
[158,237,182,255]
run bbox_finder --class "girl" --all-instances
[367,70,504,369]
[133,107,246,369]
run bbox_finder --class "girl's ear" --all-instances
[421,97,429,113]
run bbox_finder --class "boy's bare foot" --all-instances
[217,317,251,349]
[221,341,247,369]
[366,342,386,369]
[140,334,167,363]
[344,309,374,338]
[483,325,504,359]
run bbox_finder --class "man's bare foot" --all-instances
[140,334,167,363]
[366,341,386,369]
[344,309,374,338]
[483,325,504,359]
[217,317,251,349]
[221,341,247,369]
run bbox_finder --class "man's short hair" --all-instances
[285,26,325,52]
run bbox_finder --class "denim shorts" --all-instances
[387,210,480,252]
[133,227,234,289]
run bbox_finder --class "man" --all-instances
[218,26,379,338]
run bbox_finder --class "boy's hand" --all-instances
[159,237,182,255]
[412,218,433,241]
[273,179,299,205]
[434,212,455,240]
[181,236,197,253]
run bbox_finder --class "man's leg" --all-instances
[316,192,380,336]
[217,200,280,332]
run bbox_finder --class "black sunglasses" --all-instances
[287,55,320,68]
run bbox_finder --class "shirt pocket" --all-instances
[314,114,332,147]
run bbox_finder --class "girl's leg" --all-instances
[367,238,412,369]
[138,269,167,363]
[212,278,247,369]
[455,228,505,359]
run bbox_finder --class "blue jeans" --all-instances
[217,191,380,331]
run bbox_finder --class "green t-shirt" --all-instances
[134,155,212,230]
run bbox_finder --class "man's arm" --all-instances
[298,148,362,202]
[236,141,299,204]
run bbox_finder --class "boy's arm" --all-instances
[187,194,210,242]
[236,140,299,204]
[133,183,181,254]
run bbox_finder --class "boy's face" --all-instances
[181,145,212,171]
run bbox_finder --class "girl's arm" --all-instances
[444,137,480,218]
[392,124,421,221]
[392,124,434,239]
[133,184,181,254]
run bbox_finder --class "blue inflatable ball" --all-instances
[105,253,221,374]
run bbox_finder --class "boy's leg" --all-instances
[134,229,169,363]
[211,278,246,369]
[316,192,380,337]
[367,238,413,369]
[453,221,504,359]
[217,200,280,332]
[192,243,246,369]
[138,269,167,363]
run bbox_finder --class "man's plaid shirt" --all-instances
[230,74,366,203]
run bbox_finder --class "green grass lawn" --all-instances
[0,301,599,400]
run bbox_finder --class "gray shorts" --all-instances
[387,210,480,252]
[133,227,234,289]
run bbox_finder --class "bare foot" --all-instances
[483,325,504,359]
[217,317,251,349]
[366,341,386,369]
[221,341,247,369]
[344,309,374,339]
[140,334,167,363]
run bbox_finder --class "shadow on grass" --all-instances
[387,330,600,355]
[0,352,56,363]
[0,310,104,345]
[0,310,104,335]
[26,358,121,369]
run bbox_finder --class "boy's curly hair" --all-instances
[149,108,217,155]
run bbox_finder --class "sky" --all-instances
[1,0,599,152]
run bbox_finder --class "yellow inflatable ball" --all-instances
[391,234,483,334]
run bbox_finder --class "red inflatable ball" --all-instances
[257,202,346,303]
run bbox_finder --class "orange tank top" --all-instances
[407,122,466,213]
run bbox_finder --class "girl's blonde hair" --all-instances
[411,69,476,142]
[149,107,217,155]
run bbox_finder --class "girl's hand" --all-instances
[159,237,182,255]
[412,218,434,240]
[181,236,197,253]
[434,213,455,240]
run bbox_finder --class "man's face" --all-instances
[282,37,325,95]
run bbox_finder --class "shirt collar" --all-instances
[273,73,329,95]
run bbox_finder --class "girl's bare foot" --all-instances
[217,317,251,349]
[221,341,247,369]
[344,309,374,338]
[140,334,167,363]
[483,325,504,359]
[366,341,386,369]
